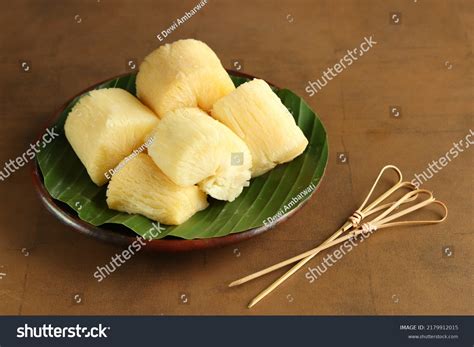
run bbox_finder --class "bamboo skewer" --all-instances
[229,190,416,288]
[230,165,410,288]
[247,190,447,308]
[228,221,351,288]
[227,165,448,309]
[246,224,376,308]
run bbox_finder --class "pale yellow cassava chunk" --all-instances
[136,39,235,117]
[106,154,208,225]
[65,88,159,186]
[147,108,252,202]
[211,79,308,177]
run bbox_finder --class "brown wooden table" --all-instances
[0,0,472,315]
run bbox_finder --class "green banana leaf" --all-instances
[36,73,328,240]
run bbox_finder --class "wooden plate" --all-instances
[31,70,327,252]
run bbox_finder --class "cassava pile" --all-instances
[65,39,308,225]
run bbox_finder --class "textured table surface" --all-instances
[0,0,472,315]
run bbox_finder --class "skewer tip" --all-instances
[229,278,247,287]
[247,298,260,309]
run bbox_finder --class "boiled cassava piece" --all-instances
[65,88,159,186]
[106,154,208,225]
[211,79,308,177]
[136,39,235,117]
[147,107,252,202]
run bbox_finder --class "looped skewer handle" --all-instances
[308,167,412,259]
[330,198,447,250]
[345,165,404,228]
[355,165,403,217]
[371,190,448,230]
